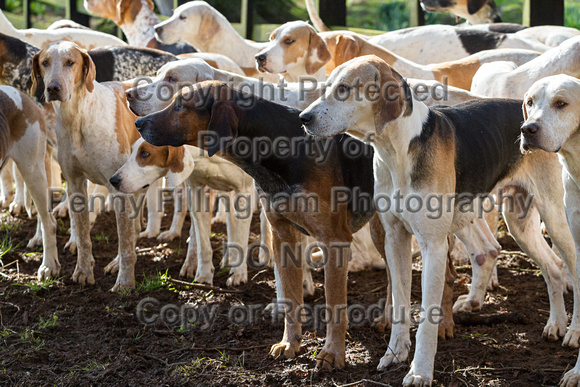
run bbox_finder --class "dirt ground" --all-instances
[0,205,578,387]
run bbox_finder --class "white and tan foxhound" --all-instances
[520,74,580,387]
[31,42,146,290]
[300,56,579,385]
[0,86,58,280]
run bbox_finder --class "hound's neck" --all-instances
[282,67,327,83]
[120,1,160,47]
[372,100,430,187]
[464,2,501,24]
[559,131,580,186]
[196,22,267,68]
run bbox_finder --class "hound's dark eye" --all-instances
[140,151,150,159]
[337,84,350,94]
[527,99,533,107]
[66,60,74,67]
[284,38,295,45]
[42,60,49,67]
[556,100,568,108]
[179,14,186,20]
[174,98,183,110]
[166,76,176,83]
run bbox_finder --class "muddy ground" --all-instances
[0,206,577,387]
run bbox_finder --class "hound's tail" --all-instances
[305,0,330,32]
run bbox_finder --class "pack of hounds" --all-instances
[0,0,579,385]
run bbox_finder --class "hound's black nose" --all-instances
[255,53,267,63]
[300,112,313,126]
[109,175,121,190]
[126,90,135,102]
[135,118,145,131]
[521,123,539,136]
[46,83,61,95]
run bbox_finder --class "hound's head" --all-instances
[520,74,580,154]
[126,58,216,116]
[31,41,96,103]
[420,0,492,17]
[135,80,243,156]
[300,55,413,139]
[254,21,331,80]
[154,1,222,47]
[109,138,194,193]
[84,0,154,26]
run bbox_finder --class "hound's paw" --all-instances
[226,268,247,287]
[104,256,120,274]
[194,266,214,285]
[487,268,499,290]
[138,229,160,239]
[27,233,43,248]
[452,295,481,314]
[53,202,68,218]
[403,371,432,386]
[371,312,392,333]
[270,340,300,360]
[37,262,61,280]
[561,368,580,387]
[9,201,24,216]
[110,279,135,292]
[438,315,455,340]
[64,240,77,255]
[72,263,95,285]
[316,342,346,370]
[562,328,580,348]
[179,260,196,279]
[543,319,567,342]
[377,337,411,370]
[157,230,180,242]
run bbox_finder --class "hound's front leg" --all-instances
[377,213,413,370]
[110,193,137,291]
[67,177,95,285]
[315,239,350,370]
[269,221,304,360]
[404,234,449,386]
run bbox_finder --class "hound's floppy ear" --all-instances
[206,100,239,157]
[200,12,221,42]
[146,0,154,10]
[165,146,194,188]
[334,34,360,67]
[373,65,412,135]
[522,95,529,121]
[116,0,131,24]
[305,30,332,75]
[80,49,96,93]
[31,52,45,102]
[468,0,488,15]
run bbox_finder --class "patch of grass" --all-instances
[173,357,206,374]
[38,314,58,329]
[137,269,169,292]
[56,218,68,236]
[16,276,62,292]
[0,231,19,263]
[18,330,45,350]
[78,359,106,372]
[93,232,110,244]
[0,221,20,232]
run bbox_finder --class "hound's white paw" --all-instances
[403,366,433,386]
[64,239,77,255]
[562,328,580,348]
[543,319,567,342]
[104,256,120,274]
[28,233,43,248]
[226,267,247,287]
[194,265,214,285]
[452,295,481,314]
[270,340,300,359]
[487,266,499,290]
[316,341,346,370]
[53,201,68,217]
[72,262,94,285]
[157,230,180,242]
[37,261,61,280]
[139,229,160,239]
[179,260,196,279]
[9,201,24,216]
[561,368,580,387]
[377,336,411,370]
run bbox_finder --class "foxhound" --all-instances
[254,21,540,90]
[83,0,196,54]
[152,1,279,81]
[472,35,580,97]
[0,10,126,49]
[299,56,579,385]
[110,139,255,286]
[0,86,58,280]
[31,42,144,290]
[520,74,580,387]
